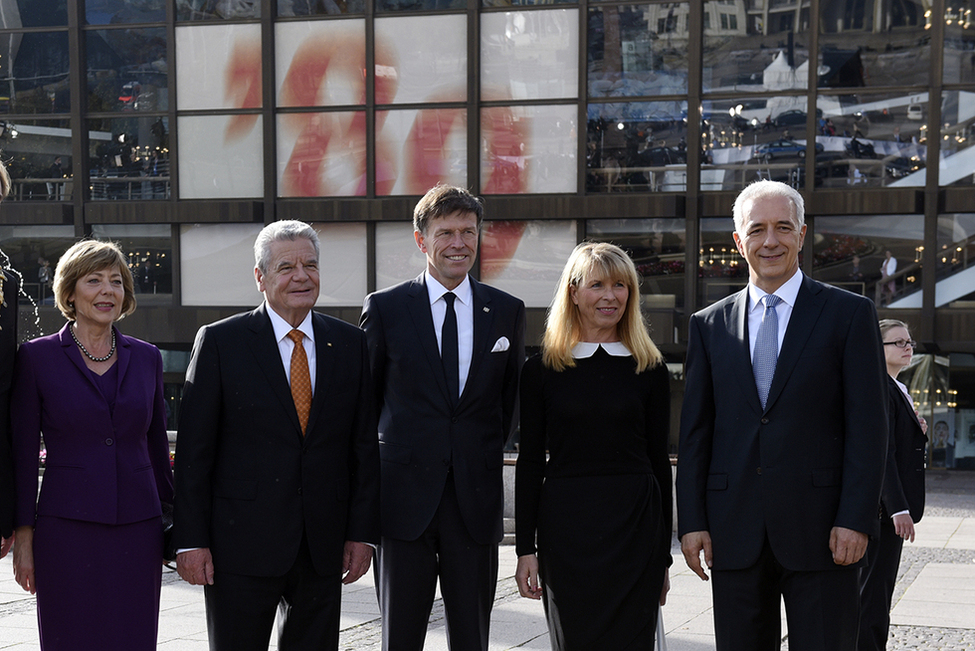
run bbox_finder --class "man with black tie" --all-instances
[173,220,380,651]
[677,180,888,651]
[360,185,525,651]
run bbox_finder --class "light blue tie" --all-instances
[753,294,781,409]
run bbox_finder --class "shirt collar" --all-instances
[571,342,632,359]
[425,271,472,307]
[747,267,803,313]
[265,302,315,344]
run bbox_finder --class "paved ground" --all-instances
[0,470,972,649]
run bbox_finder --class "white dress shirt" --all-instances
[425,272,473,397]
[746,267,803,361]
[266,303,317,393]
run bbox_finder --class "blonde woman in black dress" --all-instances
[515,242,672,650]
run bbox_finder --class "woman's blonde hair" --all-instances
[54,240,136,321]
[542,242,663,373]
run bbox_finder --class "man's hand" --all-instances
[659,567,671,606]
[342,541,372,585]
[177,548,215,585]
[516,554,543,599]
[681,530,712,581]
[892,514,916,543]
[829,527,868,565]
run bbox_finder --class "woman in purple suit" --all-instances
[10,240,174,651]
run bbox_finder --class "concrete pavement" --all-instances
[1,470,973,649]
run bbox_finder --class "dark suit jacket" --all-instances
[360,274,525,546]
[11,324,174,528]
[677,274,888,572]
[881,375,926,523]
[0,271,19,539]
[172,304,380,577]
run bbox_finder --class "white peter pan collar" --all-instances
[571,341,632,359]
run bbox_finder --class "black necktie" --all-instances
[442,292,459,402]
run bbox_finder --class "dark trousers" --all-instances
[858,516,905,651]
[712,537,861,651]
[376,473,499,651]
[204,533,341,651]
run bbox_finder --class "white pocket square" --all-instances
[491,337,510,353]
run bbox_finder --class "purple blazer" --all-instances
[11,323,174,528]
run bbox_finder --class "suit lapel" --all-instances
[462,278,495,406]
[728,290,763,412]
[59,324,102,392]
[764,275,826,412]
[305,313,333,438]
[246,304,303,437]
[114,327,131,392]
[405,274,454,407]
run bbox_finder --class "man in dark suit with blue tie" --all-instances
[677,180,889,651]
[173,220,380,651]
[360,185,525,651]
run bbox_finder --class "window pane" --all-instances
[376,0,463,14]
[176,0,261,20]
[0,32,70,114]
[812,215,923,308]
[936,214,975,306]
[482,0,574,8]
[376,108,467,196]
[376,222,425,291]
[941,90,975,187]
[312,222,367,306]
[278,0,365,15]
[87,28,168,112]
[91,224,173,305]
[587,102,686,193]
[0,225,75,311]
[88,116,170,200]
[703,0,807,94]
[180,223,264,306]
[480,220,577,308]
[944,2,975,84]
[276,20,366,108]
[375,16,466,105]
[2,119,73,201]
[481,104,577,194]
[589,4,689,97]
[819,0,929,89]
[178,115,262,199]
[277,111,366,197]
[85,0,167,24]
[176,24,262,111]
[0,1,67,27]
[482,10,579,101]
[698,217,746,305]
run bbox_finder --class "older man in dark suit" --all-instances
[173,220,380,651]
[360,185,525,651]
[677,180,889,651]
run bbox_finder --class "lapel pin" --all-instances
[483,307,490,313]
[327,342,332,347]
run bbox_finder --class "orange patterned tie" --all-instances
[287,329,311,435]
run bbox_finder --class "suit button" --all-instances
[297,487,302,495]
[761,418,769,424]
[105,438,114,446]
[756,467,762,475]
[451,417,458,424]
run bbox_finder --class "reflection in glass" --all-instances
[814,93,927,189]
[936,214,975,305]
[276,21,366,108]
[277,112,367,197]
[586,218,686,314]
[180,223,264,306]
[0,0,67,28]
[482,10,578,102]
[588,4,689,97]
[92,225,173,305]
[482,104,576,194]
[482,0,573,7]
[0,32,70,114]
[0,225,75,311]
[941,90,975,187]
[310,222,367,306]
[375,0,463,12]
[375,16,466,105]
[376,222,425,291]
[85,0,167,24]
[178,115,262,199]
[1,119,73,201]
[278,0,364,15]
[480,220,576,308]
[813,215,923,308]
[176,0,260,20]
[819,0,929,88]
[586,102,686,193]
[703,0,807,94]
[88,117,170,200]
[944,2,975,84]
[376,108,467,196]
[176,24,262,111]
[87,29,168,113]
[698,217,746,305]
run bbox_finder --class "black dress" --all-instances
[516,345,672,650]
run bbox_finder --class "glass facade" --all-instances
[0,1,974,465]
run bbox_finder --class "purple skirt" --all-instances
[33,515,163,651]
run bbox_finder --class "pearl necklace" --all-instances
[70,324,116,362]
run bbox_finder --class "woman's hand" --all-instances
[12,526,36,594]
[659,567,670,606]
[516,554,543,599]
[893,513,916,543]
